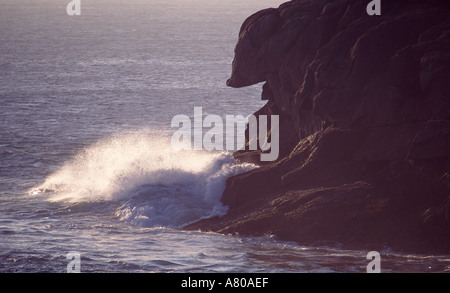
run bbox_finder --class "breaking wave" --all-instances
[31,130,257,228]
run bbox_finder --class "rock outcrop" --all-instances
[185,0,450,253]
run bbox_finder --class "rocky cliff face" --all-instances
[185,0,450,253]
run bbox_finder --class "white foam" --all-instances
[31,129,257,228]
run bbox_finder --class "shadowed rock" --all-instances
[185,0,450,253]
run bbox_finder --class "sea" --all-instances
[1,0,449,273]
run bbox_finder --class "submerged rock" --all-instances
[185,0,450,253]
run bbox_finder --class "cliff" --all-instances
[185,0,450,253]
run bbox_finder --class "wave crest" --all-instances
[31,130,257,228]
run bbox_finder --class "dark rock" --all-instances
[185,0,450,253]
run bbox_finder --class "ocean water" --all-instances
[1,0,449,273]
